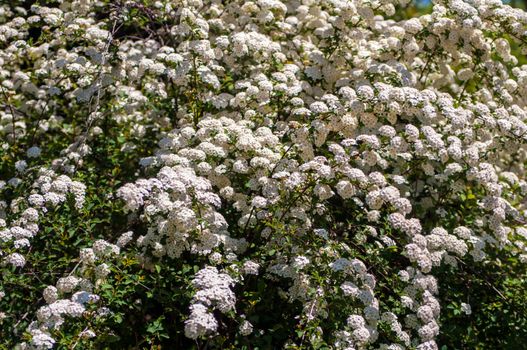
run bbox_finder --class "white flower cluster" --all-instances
[19,238,120,349]
[0,168,85,268]
[116,165,245,260]
[185,266,236,339]
[108,0,527,346]
[332,258,385,348]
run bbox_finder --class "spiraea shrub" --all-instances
[0,0,526,349]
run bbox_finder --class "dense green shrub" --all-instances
[0,0,525,349]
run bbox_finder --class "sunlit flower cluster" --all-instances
[0,0,526,348]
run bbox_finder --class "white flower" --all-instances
[79,329,96,339]
[460,303,472,315]
[292,256,310,270]
[116,231,134,248]
[191,267,236,313]
[56,276,81,294]
[30,329,55,349]
[347,315,366,329]
[27,146,42,158]
[15,160,28,173]
[352,327,371,344]
[184,303,218,339]
[5,253,26,267]
[43,286,58,304]
[239,320,253,336]
[242,261,260,275]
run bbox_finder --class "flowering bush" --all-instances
[0,0,526,349]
